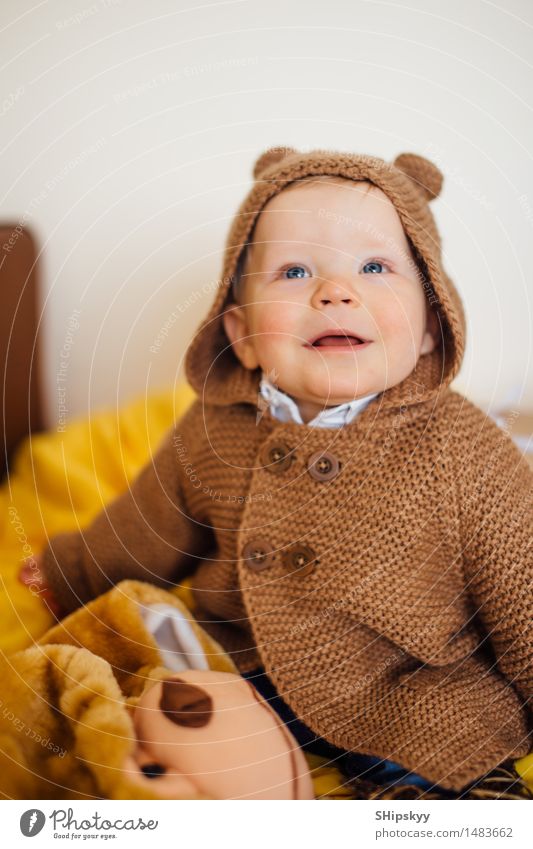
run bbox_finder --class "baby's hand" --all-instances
[18,553,64,619]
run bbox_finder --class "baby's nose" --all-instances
[311,276,361,307]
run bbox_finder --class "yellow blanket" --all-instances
[0,383,530,797]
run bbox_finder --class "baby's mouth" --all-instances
[312,335,364,347]
[305,329,372,349]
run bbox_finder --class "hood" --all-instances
[184,146,466,415]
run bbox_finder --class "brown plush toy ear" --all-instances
[393,152,443,201]
[253,146,299,179]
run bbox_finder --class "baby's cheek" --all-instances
[253,336,290,372]
[253,309,300,342]
[252,302,287,333]
[376,303,421,344]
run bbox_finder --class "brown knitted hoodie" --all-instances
[43,147,533,791]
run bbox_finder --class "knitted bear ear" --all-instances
[393,152,443,201]
[252,146,299,179]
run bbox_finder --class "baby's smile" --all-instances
[222,176,437,422]
[304,327,373,351]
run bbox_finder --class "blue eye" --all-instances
[362,261,388,274]
[283,265,309,279]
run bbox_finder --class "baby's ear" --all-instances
[393,152,443,201]
[222,304,259,371]
[253,146,299,179]
[421,302,440,355]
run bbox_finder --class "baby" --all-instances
[21,146,533,793]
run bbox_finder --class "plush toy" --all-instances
[0,580,313,799]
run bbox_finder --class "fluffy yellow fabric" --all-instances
[0,643,144,799]
[0,385,196,654]
[515,752,533,791]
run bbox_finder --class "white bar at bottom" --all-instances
[2,799,532,848]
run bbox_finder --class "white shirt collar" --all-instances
[259,371,379,428]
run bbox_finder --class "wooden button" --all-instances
[281,544,318,577]
[260,441,295,474]
[242,539,275,572]
[306,450,340,482]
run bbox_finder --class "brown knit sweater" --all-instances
[42,147,533,791]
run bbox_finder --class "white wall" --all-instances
[1,0,532,427]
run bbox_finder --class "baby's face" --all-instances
[222,178,436,421]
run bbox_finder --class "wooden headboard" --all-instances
[0,224,44,479]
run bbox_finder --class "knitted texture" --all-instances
[43,146,533,791]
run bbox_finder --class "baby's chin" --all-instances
[306,396,371,408]
[292,389,377,410]
[294,379,381,406]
